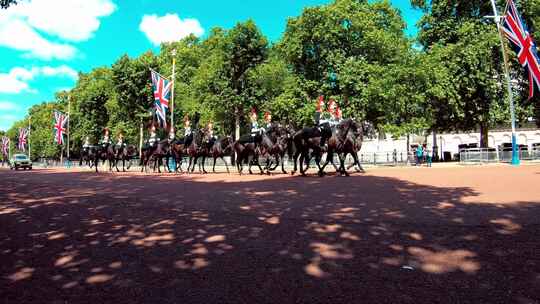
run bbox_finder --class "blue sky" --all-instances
[0,0,422,131]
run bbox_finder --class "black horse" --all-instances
[206,136,234,173]
[140,140,170,173]
[291,124,332,176]
[258,124,294,174]
[94,143,116,172]
[186,128,208,173]
[80,146,97,168]
[233,132,265,175]
[114,144,138,172]
[317,119,364,176]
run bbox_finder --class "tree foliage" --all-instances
[0,0,17,9]
[5,0,540,159]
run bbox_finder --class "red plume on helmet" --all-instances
[335,105,342,119]
[327,99,336,115]
[264,111,271,121]
[316,95,325,113]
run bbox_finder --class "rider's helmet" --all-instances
[327,99,337,116]
[264,111,271,123]
[250,108,258,122]
[316,95,325,113]
[335,106,342,120]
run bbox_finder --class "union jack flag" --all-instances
[18,127,28,152]
[1,136,9,156]
[53,110,68,145]
[502,0,540,98]
[150,69,172,128]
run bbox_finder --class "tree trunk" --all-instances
[235,111,240,141]
[406,134,410,164]
[479,122,489,148]
[432,131,438,162]
[233,109,241,166]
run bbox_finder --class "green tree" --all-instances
[280,0,413,128]
[71,67,114,145]
[412,0,539,145]
[111,52,158,142]
[192,21,269,138]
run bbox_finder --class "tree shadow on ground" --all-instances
[1,169,539,304]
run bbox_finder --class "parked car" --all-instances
[10,154,32,170]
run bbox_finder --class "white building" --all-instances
[361,128,540,159]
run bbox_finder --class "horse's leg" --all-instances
[248,155,254,175]
[222,156,230,174]
[340,153,350,176]
[191,157,197,173]
[291,148,302,175]
[299,152,307,176]
[280,153,288,174]
[189,156,195,173]
[212,157,217,173]
[202,156,208,174]
[236,153,243,175]
[114,155,120,172]
[351,152,364,173]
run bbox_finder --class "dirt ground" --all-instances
[1,164,540,304]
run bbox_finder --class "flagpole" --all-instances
[28,115,31,160]
[171,49,177,129]
[490,0,520,166]
[67,96,71,161]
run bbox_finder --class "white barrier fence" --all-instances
[459,148,540,163]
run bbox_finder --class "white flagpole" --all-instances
[171,49,177,129]
[67,96,71,161]
[28,116,31,159]
[490,0,520,165]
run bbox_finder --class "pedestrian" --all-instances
[416,145,423,166]
[426,146,433,167]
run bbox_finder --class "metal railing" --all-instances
[460,148,540,163]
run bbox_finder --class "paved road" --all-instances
[1,165,540,303]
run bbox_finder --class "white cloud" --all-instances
[0,101,20,111]
[40,65,78,79]
[0,66,78,93]
[0,69,30,94]
[14,0,117,42]
[140,14,204,46]
[0,18,76,60]
[0,0,116,59]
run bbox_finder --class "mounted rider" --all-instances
[310,96,334,149]
[320,99,340,127]
[115,132,126,149]
[83,136,91,150]
[264,111,274,132]
[181,115,193,146]
[146,124,160,149]
[205,120,217,147]
[167,125,176,143]
[250,108,263,140]
[99,128,112,147]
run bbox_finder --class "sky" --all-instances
[0,0,422,131]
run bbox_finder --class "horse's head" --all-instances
[126,145,138,157]
[220,136,234,154]
[361,121,376,139]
